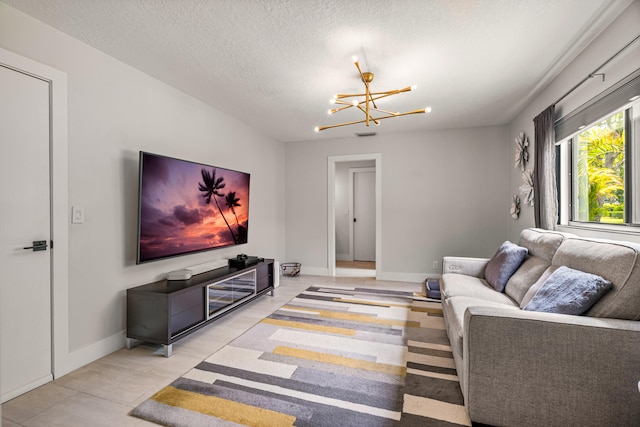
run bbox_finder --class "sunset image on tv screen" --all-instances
[137,153,250,263]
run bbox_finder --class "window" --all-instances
[558,97,640,228]
[571,110,625,223]
[556,70,640,230]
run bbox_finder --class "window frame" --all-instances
[557,102,639,233]
[554,68,640,235]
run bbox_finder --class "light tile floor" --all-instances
[2,275,422,427]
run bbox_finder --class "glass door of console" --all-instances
[207,270,256,319]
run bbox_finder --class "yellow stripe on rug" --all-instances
[151,385,297,427]
[282,305,420,328]
[409,306,443,314]
[273,346,407,377]
[261,317,356,336]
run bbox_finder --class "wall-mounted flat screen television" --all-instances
[136,151,250,264]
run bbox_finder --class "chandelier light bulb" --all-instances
[351,55,358,63]
[328,109,335,115]
[352,100,359,106]
[329,98,336,104]
[411,85,417,91]
[425,106,432,113]
[314,126,320,132]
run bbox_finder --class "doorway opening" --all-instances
[327,154,381,278]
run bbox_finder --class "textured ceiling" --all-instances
[3,0,629,142]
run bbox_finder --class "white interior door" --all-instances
[0,64,53,402]
[353,169,375,261]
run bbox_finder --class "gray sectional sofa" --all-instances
[441,228,640,426]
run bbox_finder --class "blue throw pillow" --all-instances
[484,241,528,292]
[523,266,612,315]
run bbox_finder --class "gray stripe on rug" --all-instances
[192,362,404,411]
[268,313,405,336]
[260,352,405,386]
[131,399,243,427]
[227,324,382,362]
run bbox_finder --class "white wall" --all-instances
[507,0,640,243]
[285,127,510,280]
[0,4,285,373]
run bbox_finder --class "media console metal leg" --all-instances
[126,337,138,350]
[163,344,173,358]
[270,287,275,296]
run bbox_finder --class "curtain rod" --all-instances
[553,33,640,106]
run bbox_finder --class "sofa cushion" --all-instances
[553,238,640,319]
[518,228,572,262]
[504,256,551,305]
[523,266,612,315]
[441,274,518,304]
[484,241,528,292]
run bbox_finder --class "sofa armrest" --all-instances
[442,256,490,278]
[463,306,640,426]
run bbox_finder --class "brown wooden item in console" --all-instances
[126,259,274,357]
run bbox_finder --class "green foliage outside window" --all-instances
[574,111,625,223]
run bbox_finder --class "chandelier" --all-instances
[314,56,431,132]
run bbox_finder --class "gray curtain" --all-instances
[533,105,558,229]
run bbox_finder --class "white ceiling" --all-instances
[3,0,630,142]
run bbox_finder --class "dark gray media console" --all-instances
[126,258,275,357]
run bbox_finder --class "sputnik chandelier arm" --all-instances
[314,55,431,132]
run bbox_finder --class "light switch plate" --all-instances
[72,206,84,224]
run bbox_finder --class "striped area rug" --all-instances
[130,285,470,426]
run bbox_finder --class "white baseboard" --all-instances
[58,330,126,378]
[298,267,440,284]
[2,373,53,403]
[335,254,351,261]
[376,271,440,283]
[300,266,329,276]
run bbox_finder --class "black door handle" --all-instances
[23,240,48,251]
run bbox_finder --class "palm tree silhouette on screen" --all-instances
[225,192,241,225]
[225,191,247,243]
[198,168,237,244]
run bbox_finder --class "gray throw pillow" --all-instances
[485,241,528,292]
[523,266,612,315]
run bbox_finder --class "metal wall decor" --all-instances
[514,132,529,171]
[519,170,534,206]
[510,195,521,219]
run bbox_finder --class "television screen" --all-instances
[136,151,250,264]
